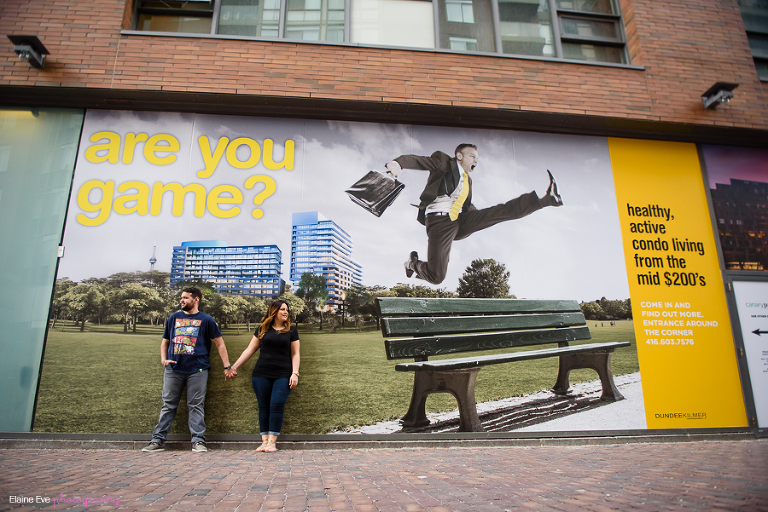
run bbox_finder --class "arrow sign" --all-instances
[752,329,768,336]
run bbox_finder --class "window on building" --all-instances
[498,0,554,57]
[135,0,215,33]
[351,0,435,48]
[218,0,280,37]
[739,0,768,80]
[446,0,475,23]
[437,0,495,53]
[133,0,628,64]
[555,0,625,63]
[285,0,345,41]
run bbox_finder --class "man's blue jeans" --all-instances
[252,377,292,436]
[151,367,208,445]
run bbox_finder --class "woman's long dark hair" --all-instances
[257,300,291,339]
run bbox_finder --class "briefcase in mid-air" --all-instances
[345,170,405,217]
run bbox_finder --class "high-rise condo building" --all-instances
[170,241,284,299]
[291,212,363,304]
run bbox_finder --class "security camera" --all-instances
[15,44,44,67]
[702,89,734,109]
[701,82,739,110]
[7,35,49,68]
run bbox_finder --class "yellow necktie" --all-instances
[448,172,469,221]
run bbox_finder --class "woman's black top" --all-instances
[252,326,299,379]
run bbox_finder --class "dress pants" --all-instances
[414,190,543,285]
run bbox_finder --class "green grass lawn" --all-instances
[34,320,638,435]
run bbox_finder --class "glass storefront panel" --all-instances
[0,108,84,431]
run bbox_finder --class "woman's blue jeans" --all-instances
[251,376,292,436]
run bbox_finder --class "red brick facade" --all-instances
[1,0,766,130]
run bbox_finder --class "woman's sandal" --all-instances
[264,439,278,453]
[256,440,269,452]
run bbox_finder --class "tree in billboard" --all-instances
[141,270,170,291]
[580,301,605,320]
[600,297,629,320]
[156,283,178,326]
[100,271,173,326]
[296,272,328,330]
[390,284,454,298]
[343,284,369,317]
[208,294,249,331]
[242,295,269,332]
[341,284,372,330]
[456,258,511,298]
[79,278,112,325]
[62,284,107,331]
[367,286,395,330]
[50,278,77,329]
[278,292,305,325]
[580,298,632,321]
[106,271,167,289]
[113,283,164,333]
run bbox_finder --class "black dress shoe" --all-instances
[542,170,563,207]
[404,251,418,278]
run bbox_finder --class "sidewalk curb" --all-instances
[0,429,757,451]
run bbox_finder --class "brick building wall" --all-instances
[1,0,766,130]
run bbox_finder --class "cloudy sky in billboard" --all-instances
[58,110,629,302]
[702,144,768,188]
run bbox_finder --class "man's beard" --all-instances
[181,303,194,312]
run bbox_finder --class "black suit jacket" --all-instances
[394,151,475,225]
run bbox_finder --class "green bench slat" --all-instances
[380,312,586,337]
[377,297,581,316]
[394,341,631,372]
[385,326,592,360]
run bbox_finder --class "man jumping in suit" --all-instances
[385,143,563,285]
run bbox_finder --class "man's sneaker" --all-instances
[192,442,209,452]
[141,442,164,452]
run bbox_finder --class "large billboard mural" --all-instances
[34,111,748,436]
[611,139,746,428]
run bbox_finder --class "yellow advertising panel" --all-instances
[608,138,747,428]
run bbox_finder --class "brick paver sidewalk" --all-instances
[1,440,767,511]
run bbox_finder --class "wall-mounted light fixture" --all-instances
[7,35,49,68]
[701,82,739,110]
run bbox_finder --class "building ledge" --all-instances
[2,85,767,148]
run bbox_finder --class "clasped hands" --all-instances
[224,367,237,380]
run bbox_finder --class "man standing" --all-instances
[142,287,232,452]
[385,143,563,285]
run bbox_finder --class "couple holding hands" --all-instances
[144,295,299,454]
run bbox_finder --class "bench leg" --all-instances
[552,350,625,401]
[401,368,484,432]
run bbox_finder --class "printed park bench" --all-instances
[377,297,631,432]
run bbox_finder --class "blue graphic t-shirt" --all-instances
[163,311,222,374]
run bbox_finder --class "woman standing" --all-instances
[227,300,300,452]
